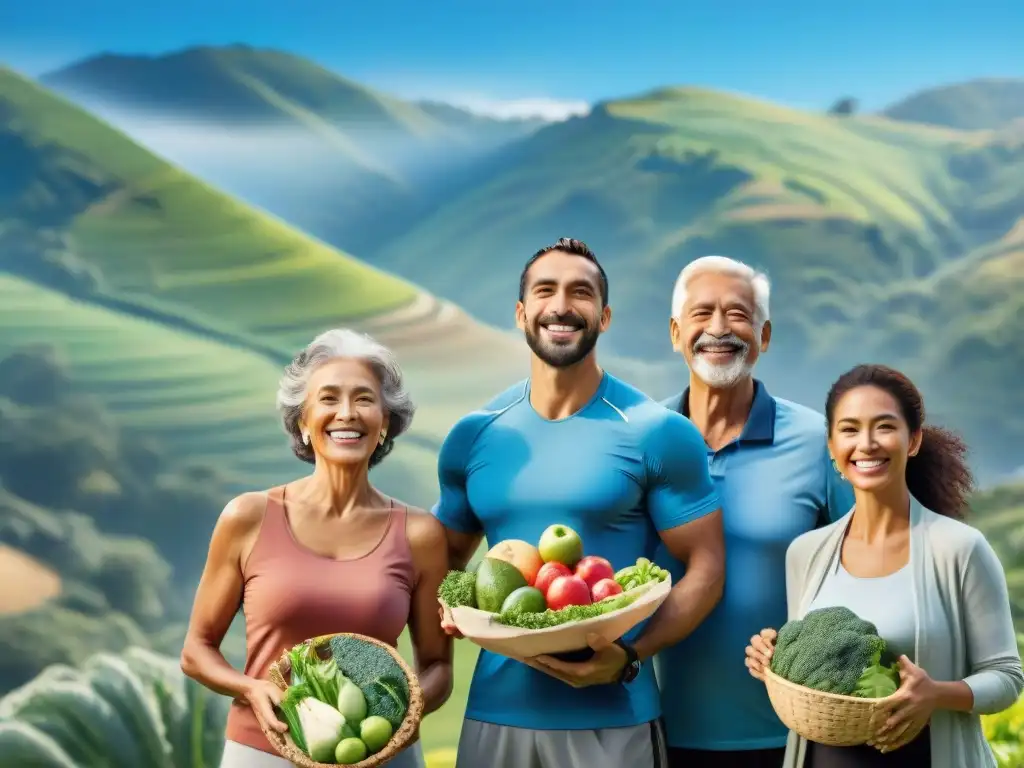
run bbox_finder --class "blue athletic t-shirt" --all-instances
[432,371,720,731]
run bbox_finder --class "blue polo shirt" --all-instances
[433,372,720,731]
[654,380,854,751]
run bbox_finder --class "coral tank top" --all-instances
[224,485,415,754]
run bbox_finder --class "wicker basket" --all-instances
[258,633,424,768]
[763,667,922,747]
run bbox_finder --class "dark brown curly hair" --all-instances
[825,364,974,520]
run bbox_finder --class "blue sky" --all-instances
[3,0,1023,118]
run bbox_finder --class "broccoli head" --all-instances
[770,606,899,697]
[328,636,411,728]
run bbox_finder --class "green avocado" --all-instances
[474,557,528,613]
[500,586,547,614]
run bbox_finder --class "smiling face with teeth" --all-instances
[299,357,389,468]
[828,385,922,493]
[671,270,769,389]
[516,249,611,369]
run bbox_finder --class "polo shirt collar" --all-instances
[673,378,776,444]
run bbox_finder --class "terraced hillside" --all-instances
[40,46,544,256]
[0,65,553,508]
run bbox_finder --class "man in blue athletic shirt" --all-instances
[433,238,726,768]
[653,255,855,768]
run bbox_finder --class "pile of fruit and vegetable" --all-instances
[438,523,670,630]
[769,606,902,699]
[273,635,413,765]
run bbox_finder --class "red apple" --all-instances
[534,561,572,595]
[591,578,623,603]
[546,575,592,610]
[574,555,615,589]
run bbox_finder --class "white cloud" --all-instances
[434,94,592,122]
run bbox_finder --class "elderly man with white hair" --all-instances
[652,256,855,768]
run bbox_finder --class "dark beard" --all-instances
[524,323,600,368]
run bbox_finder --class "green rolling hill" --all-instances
[882,78,1024,131]
[39,46,544,257]
[0,63,556,505]
[33,60,1024,475]
[354,86,1024,476]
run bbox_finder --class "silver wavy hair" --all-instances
[275,328,415,468]
[670,255,771,330]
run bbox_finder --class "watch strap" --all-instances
[615,638,640,684]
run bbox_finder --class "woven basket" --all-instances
[259,633,424,768]
[763,667,922,747]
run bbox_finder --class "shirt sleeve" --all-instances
[431,418,484,535]
[821,440,855,524]
[643,410,721,531]
[961,531,1024,714]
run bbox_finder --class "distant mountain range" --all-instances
[882,78,1024,131]
[8,47,1024,481]
[39,45,547,256]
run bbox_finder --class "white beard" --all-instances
[690,351,755,388]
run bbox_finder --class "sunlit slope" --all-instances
[0,67,538,504]
[1,66,419,336]
[372,86,981,343]
[0,274,446,500]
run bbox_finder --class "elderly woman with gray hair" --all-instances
[181,328,452,768]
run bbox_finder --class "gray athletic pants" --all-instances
[456,719,668,768]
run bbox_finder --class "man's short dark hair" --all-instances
[518,237,609,306]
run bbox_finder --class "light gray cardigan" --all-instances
[781,498,1024,768]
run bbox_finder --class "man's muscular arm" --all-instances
[431,417,485,637]
[632,409,724,660]
[633,512,724,661]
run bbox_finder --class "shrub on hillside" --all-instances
[0,488,176,631]
[0,345,233,599]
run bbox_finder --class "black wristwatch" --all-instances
[615,638,642,684]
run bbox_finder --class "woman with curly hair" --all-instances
[744,364,1022,768]
[181,328,452,767]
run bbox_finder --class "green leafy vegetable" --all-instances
[495,593,637,629]
[364,676,410,729]
[770,606,901,698]
[275,683,311,755]
[853,649,901,698]
[438,570,477,608]
[614,557,668,591]
[328,636,411,728]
